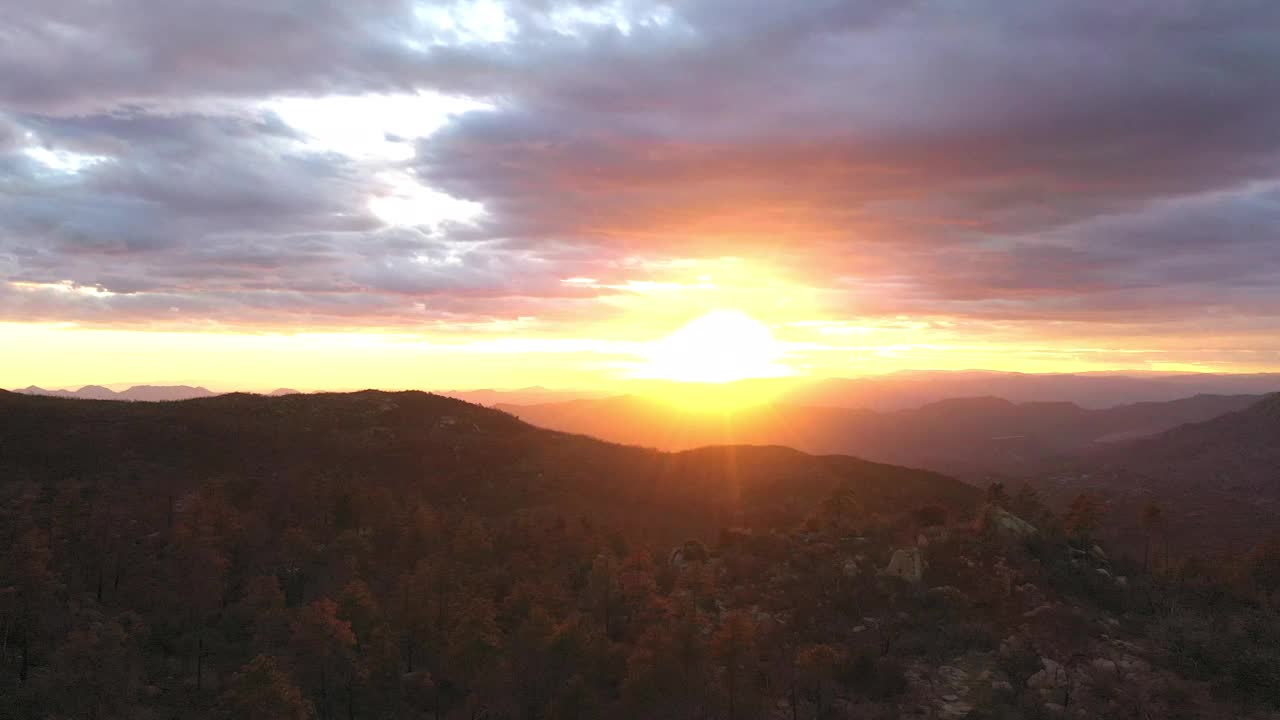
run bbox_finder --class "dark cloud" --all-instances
[0,0,427,113]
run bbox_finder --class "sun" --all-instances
[635,310,793,384]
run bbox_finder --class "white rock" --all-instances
[882,547,925,583]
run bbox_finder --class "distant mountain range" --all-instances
[14,371,1280,409]
[15,384,219,401]
[725,370,1280,410]
[498,392,1263,479]
[14,385,301,401]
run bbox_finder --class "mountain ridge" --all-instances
[1032,392,1280,549]
[0,389,980,542]
[497,392,1263,479]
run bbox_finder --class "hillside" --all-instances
[1103,393,1280,489]
[2,390,1278,719]
[498,393,1261,479]
[0,390,979,542]
[1034,393,1280,550]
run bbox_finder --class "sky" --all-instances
[4,1,1280,391]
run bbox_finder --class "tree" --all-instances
[290,599,357,720]
[1012,483,1050,527]
[1064,494,1105,545]
[223,654,314,720]
[812,485,865,536]
[1,529,56,688]
[442,595,502,707]
[237,575,290,653]
[47,611,147,719]
[712,610,759,720]
[795,643,840,720]
[1142,501,1166,572]
[622,608,708,718]
[986,482,1010,509]
[167,489,235,692]
[587,553,621,638]
[338,580,379,650]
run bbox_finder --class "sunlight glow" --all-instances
[634,310,794,384]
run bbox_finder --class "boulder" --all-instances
[939,698,973,718]
[928,585,970,607]
[882,547,925,583]
[1015,583,1044,605]
[975,503,1037,537]
[1022,602,1061,620]
[1090,658,1118,679]
[1027,658,1068,690]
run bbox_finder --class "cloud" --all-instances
[2,0,1280,361]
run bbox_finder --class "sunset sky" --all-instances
[4,1,1280,391]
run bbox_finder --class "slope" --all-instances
[0,389,980,542]
[1036,393,1280,549]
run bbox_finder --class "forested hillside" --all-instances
[1034,393,1280,551]
[0,391,1277,719]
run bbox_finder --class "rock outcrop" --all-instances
[974,503,1037,537]
[883,547,925,583]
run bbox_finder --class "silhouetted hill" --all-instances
[3,391,1277,719]
[1035,393,1280,549]
[0,389,979,541]
[1104,393,1280,485]
[499,393,1261,479]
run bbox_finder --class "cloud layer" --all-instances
[4,0,1280,369]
